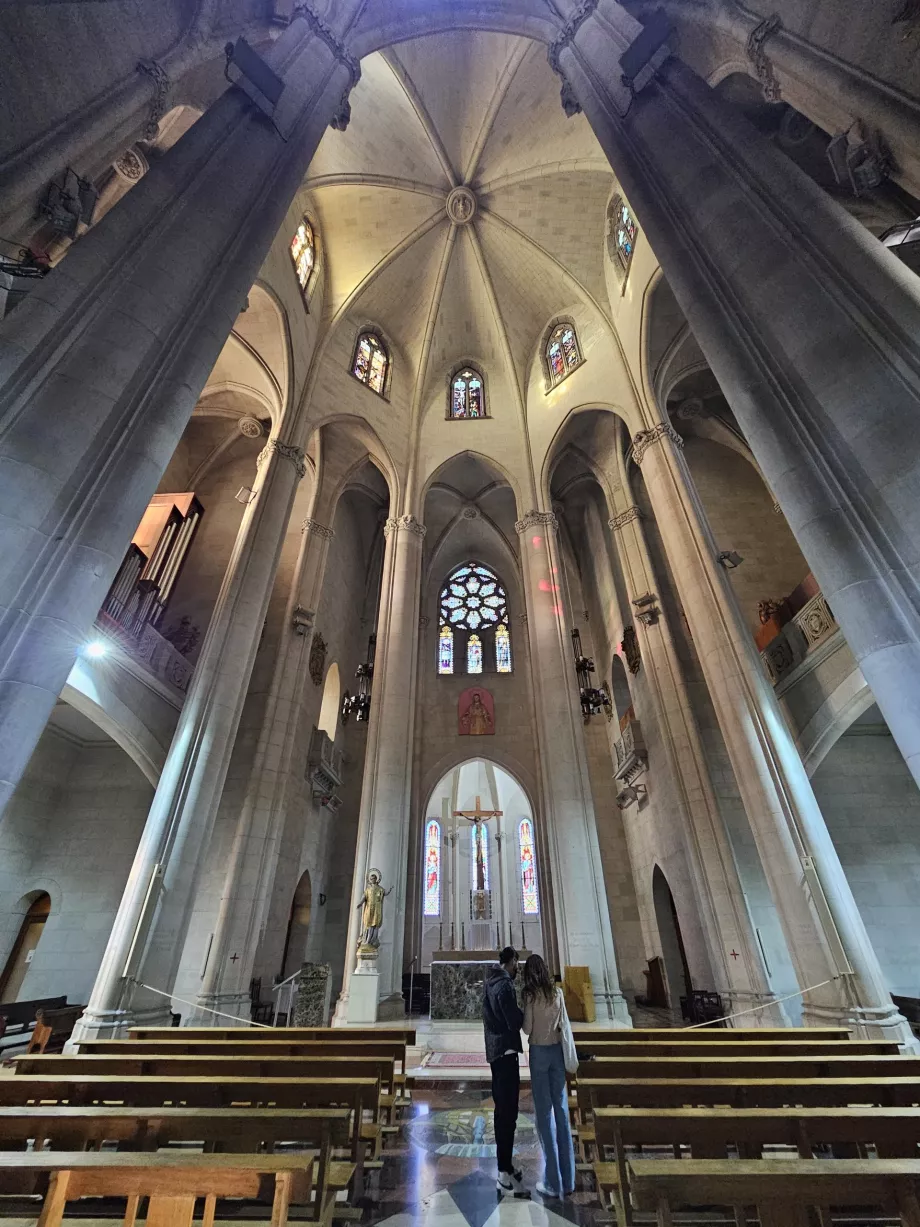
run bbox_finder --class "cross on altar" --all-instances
[454,796,503,893]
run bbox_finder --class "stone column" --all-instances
[634,422,913,1042]
[558,4,920,794]
[70,439,307,1041]
[189,514,336,1022]
[516,510,630,1024]
[0,7,360,819]
[607,499,784,1024]
[333,515,425,1022]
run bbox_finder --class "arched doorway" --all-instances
[651,866,692,1010]
[281,870,312,980]
[0,892,50,1003]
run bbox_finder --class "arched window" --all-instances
[317,662,340,740]
[519,819,539,915]
[352,331,389,396]
[545,323,582,388]
[438,625,454,675]
[290,216,316,300]
[423,819,441,916]
[437,563,512,675]
[450,367,486,419]
[607,195,638,273]
[471,823,490,891]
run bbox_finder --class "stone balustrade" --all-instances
[96,613,194,695]
[760,591,839,685]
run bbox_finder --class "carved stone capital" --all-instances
[547,0,599,75]
[113,146,148,183]
[632,422,683,466]
[257,438,307,479]
[514,510,558,535]
[384,514,427,539]
[136,59,170,141]
[302,518,334,539]
[746,14,782,102]
[419,614,431,630]
[291,605,314,636]
[292,2,361,129]
[608,506,643,531]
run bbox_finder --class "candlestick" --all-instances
[461,921,466,951]
[438,923,443,952]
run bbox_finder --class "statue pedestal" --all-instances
[347,948,379,1023]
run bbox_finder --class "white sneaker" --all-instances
[536,1182,560,1199]
[496,1169,525,1195]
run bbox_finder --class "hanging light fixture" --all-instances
[571,627,612,721]
[342,633,377,723]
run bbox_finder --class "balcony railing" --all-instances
[95,612,194,694]
[760,591,839,685]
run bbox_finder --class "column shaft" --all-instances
[562,7,920,790]
[334,516,424,1020]
[70,441,304,1040]
[608,500,783,1023]
[0,10,358,817]
[636,425,912,1041]
[517,510,630,1023]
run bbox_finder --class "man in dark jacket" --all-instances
[483,946,524,1193]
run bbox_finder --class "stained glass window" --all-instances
[546,323,582,388]
[519,818,539,916]
[352,331,389,396]
[290,217,315,299]
[438,625,453,675]
[423,819,441,916]
[467,634,483,674]
[495,624,512,673]
[608,195,638,272]
[450,368,486,419]
[437,563,511,675]
[471,823,490,891]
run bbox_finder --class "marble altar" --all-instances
[429,953,526,1020]
[291,962,332,1026]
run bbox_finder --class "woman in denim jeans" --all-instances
[522,954,576,1198]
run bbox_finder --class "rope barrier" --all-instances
[683,975,843,1030]
[133,980,273,1028]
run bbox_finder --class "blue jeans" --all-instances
[528,1042,575,1194]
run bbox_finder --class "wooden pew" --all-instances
[583,1053,919,1080]
[592,1105,920,1224]
[16,1053,408,1122]
[0,1149,321,1227]
[0,1106,352,1226]
[0,1075,379,1195]
[571,1026,853,1041]
[574,1039,897,1058]
[25,1005,84,1055]
[129,1026,416,1044]
[578,1076,920,1112]
[628,1158,920,1227]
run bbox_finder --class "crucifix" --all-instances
[453,795,503,892]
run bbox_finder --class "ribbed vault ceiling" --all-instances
[305,31,615,396]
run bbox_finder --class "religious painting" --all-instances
[309,631,327,686]
[458,686,494,736]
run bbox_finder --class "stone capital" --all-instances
[608,506,643,531]
[547,0,599,77]
[257,438,307,480]
[292,2,361,129]
[746,14,783,103]
[302,517,334,539]
[514,510,559,535]
[632,422,684,466]
[384,514,427,539]
[136,59,170,141]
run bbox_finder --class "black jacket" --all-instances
[483,966,524,1063]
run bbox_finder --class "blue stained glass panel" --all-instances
[467,634,483,673]
[496,624,512,673]
[438,626,453,674]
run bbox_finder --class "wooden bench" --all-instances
[24,1006,85,1055]
[571,1026,853,1041]
[592,1105,920,1224]
[129,1027,416,1044]
[628,1158,920,1227]
[578,1076,920,1113]
[0,1149,321,1227]
[575,1039,898,1058]
[0,1074,379,1194]
[584,1053,919,1081]
[0,996,66,1040]
[0,1106,352,1225]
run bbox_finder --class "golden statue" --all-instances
[357,868,392,949]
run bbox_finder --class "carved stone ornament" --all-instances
[746,14,782,103]
[136,58,170,141]
[302,518,334,540]
[292,604,314,636]
[631,422,683,466]
[257,438,307,479]
[514,510,559,535]
[113,147,148,183]
[446,186,477,225]
[384,514,427,538]
[559,77,582,118]
[674,396,709,421]
[547,0,600,75]
[461,504,480,520]
[608,506,643,531]
[621,625,641,675]
[419,614,431,630]
[309,631,327,685]
[292,1,361,131]
[238,416,264,438]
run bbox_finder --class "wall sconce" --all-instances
[235,486,257,504]
[342,633,377,723]
[615,782,648,810]
[572,627,612,721]
[291,604,314,637]
[632,592,660,626]
[718,550,744,569]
